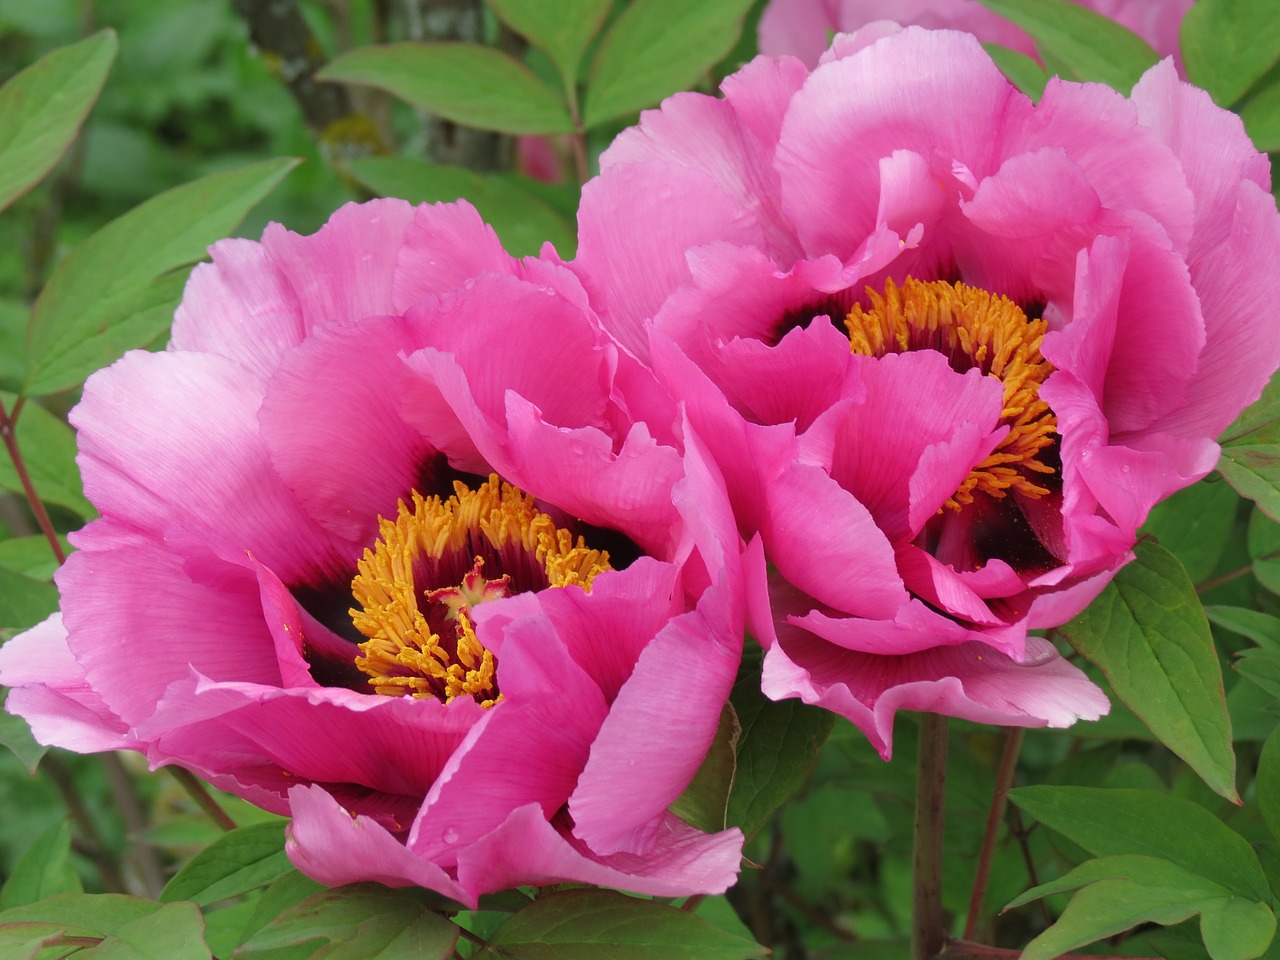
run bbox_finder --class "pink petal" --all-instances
[286,784,470,904]
[391,200,518,309]
[775,28,1031,259]
[260,199,418,329]
[762,633,1109,758]
[0,615,138,753]
[259,315,442,543]
[409,614,607,862]
[762,460,907,618]
[456,804,742,899]
[73,351,350,584]
[570,579,742,855]
[573,161,766,361]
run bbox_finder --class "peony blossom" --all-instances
[758,0,1193,70]
[0,199,745,903]
[567,26,1280,756]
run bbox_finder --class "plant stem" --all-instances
[0,397,66,565]
[912,714,950,960]
[168,766,238,832]
[964,728,1024,940]
[41,753,127,893]
[101,753,166,898]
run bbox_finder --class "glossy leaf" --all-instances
[488,0,612,87]
[1207,606,1280,649]
[1221,375,1280,445]
[1058,540,1237,800]
[976,0,1159,89]
[160,821,292,907]
[1009,787,1272,903]
[1201,897,1278,960]
[0,393,94,518]
[0,30,117,213]
[0,820,81,910]
[1220,444,1280,525]
[1242,73,1280,152]
[0,535,69,581]
[482,889,767,959]
[0,567,58,633]
[1141,479,1240,584]
[1235,647,1280,699]
[0,693,46,772]
[670,702,740,833]
[0,922,67,959]
[23,158,298,396]
[319,44,573,135]
[1181,0,1280,106]
[0,894,161,933]
[235,883,458,960]
[982,42,1050,100]
[1007,854,1229,909]
[726,667,834,836]
[342,156,576,257]
[584,0,757,127]
[91,901,212,960]
[1259,725,1280,842]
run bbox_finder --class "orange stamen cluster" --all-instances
[845,277,1056,509]
[350,475,610,705]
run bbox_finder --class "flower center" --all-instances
[349,475,611,706]
[845,277,1057,509]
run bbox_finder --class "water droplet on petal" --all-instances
[442,828,459,844]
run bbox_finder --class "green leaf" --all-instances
[1181,0,1280,106]
[0,894,162,934]
[90,901,211,960]
[1207,606,1280,650]
[670,702,740,833]
[1019,878,1230,960]
[1235,647,1280,700]
[488,0,612,88]
[0,820,82,910]
[0,393,94,518]
[0,692,47,772]
[726,666,834,836]
[1201,897,1278,960]
[1219,445,1280,525]
[1007,854,1229,910]
[1058,539,1237,800]
[318,44,573,135]
[975,0,1159,89]
[584,0,757,127]
[1248,509,1280,594]
[1221,374,1280,445]
[482,889,767,959]
[235,884,458,960]
[23,158,299,397]
[1142,479,1241,584]
[342,156,576,258]
[0,30,117,213]
[0,567,58,633]
[982,42,1051,100]
[0,535,69,581]
[1258,725,1280,842]
[160,822,292,907]
[1009,786,1272,903]
[1242,74,1280,152]
[0,922,68,960]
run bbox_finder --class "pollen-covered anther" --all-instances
[846,276,1057,509]
[349,475,611,705]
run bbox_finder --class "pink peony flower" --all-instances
[758,0,1193,70]
[567,27,1280,756]
[0,198,745,903]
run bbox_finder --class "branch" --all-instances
[0,397,65,564]
[231,0,385,161]
[912,714,950,960]
[964,728,1024,940]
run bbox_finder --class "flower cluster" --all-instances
[2,24,1278,898]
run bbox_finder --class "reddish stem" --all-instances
[964,728,1024,940]
[912,714,950,960]
[0,396,66,564]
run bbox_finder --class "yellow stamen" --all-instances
[846,277,1056,509]
[349,475,611,705]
